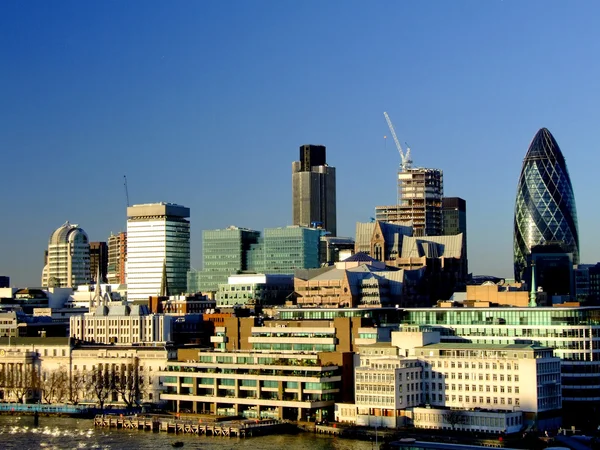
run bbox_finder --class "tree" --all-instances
[41,367,68,404]
[69,370,86,404]
[443,409,467,430]
[11,364,40,403]
[113,359,145,408]
[87,364,113,410]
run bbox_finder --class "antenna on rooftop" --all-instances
[124,175,130,207]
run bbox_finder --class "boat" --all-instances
[171,442,184,448]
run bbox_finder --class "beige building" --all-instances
[0,337,172,406]
[465,282,529,307]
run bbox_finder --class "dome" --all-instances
[49,221,89,245]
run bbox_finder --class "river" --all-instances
[0,416,376,450]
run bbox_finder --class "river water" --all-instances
[0,416,375,450]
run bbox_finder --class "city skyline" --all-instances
[3,1,600,285]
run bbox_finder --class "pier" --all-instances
[94,414,285,438]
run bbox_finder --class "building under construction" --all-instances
[376,167,443,237]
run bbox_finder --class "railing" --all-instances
[0,403,90,414]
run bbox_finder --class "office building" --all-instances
[107,232,127,285]
[402,306,600,427]
[442,197,467,271]
[248,226,321,274]
[376,168,443,237]
[216,273,294,307]
[292,144,337,236]
[514,128,579,282]
[89,241,108,283]
[187,226,260,294]
[127,203,190,302]
[161,350,343,421]
[41,222,90,288]
[0,276,9,288]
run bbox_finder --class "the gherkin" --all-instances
[514,128,579,281]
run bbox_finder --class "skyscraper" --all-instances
[514,128,579,282]
[126,203,190,302]
[187,226,260,293]
[41,222,90,288]
[107,232,127,285]
[442,197,467,272]
[375,167,444,237]
[292,144,337,236]
[89,241,108,283]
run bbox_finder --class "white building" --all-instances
[41,222,90,288]
[70,303,173,345]
[126,203,190,302]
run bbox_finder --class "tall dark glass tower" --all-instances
[514,128,579,282]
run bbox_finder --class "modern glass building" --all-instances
[514,128,579,282]
[248,226,321,274]
[187,226,260,294]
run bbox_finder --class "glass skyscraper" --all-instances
[514,128,579,282]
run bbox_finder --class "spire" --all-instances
[92,265,102,308]
[160,260,169,297]
[529,261,537,307]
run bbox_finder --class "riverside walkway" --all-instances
[94,414,285,438]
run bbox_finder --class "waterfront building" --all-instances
[160,350,342,421]
[41,222,90,288]
[89,242,108,284]
[187,226,260,294]
[216,273,294,307]
[107,232,127,285]
[292,144,337,236]
[375,167,443,237]
[0,337,172,406]
[514,128,579,283]
[126,203,190,302]
[402,306,600,426]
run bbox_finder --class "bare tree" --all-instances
[41,368,68,404]
[11,364,40,404]
[69,370,86,404]
[87,364,113,410]
[444,409,467,430]
[114,359,145,408]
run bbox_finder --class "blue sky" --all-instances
[2,0,600,286]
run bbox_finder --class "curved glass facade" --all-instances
[514,128,579,281]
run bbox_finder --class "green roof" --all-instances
[0,337,70,346]
[419,343,548,351]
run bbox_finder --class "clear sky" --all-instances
[2,0,600,286]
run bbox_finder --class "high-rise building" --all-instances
[188,226,321,292]
[41,222,90,288]
[442,197,467,272]
[248,226,321,274]
[126,203,190,302]
[0,276,9,288]
[89,242,108,283]
[187,226,260,294]
[514,128,579,282]
[107,232,127,285]
[375,167,443,237]
[292,144,337,236]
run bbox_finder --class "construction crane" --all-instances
[383,112,412,171]
[123,175,130,207]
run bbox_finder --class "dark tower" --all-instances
[514,128,579,282]
[292,144,337,236]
